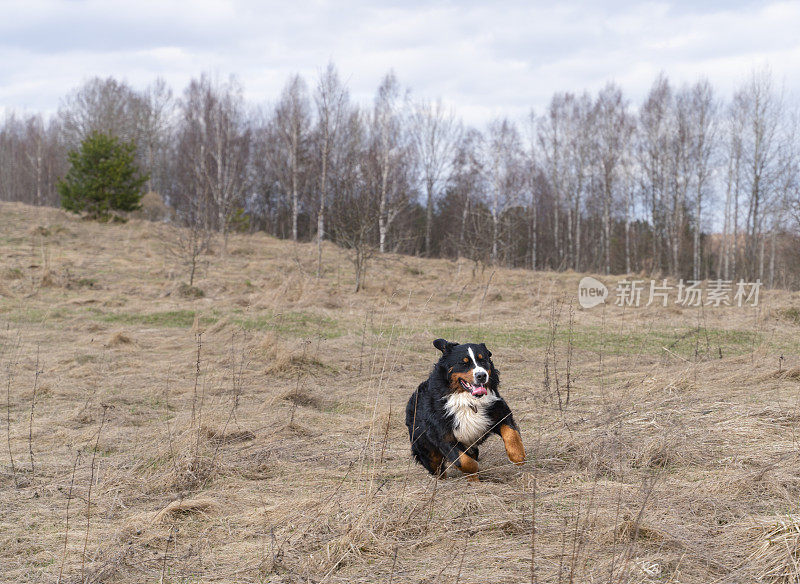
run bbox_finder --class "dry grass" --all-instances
[749,515,800,584]
[3,201,800,582]
[152,497,219,523]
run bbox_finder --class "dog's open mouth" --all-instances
[459,378,487,397]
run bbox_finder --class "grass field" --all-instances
[3,201,800,583]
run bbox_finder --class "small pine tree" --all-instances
[58,131,149,220]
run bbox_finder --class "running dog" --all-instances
[405,339,525,481]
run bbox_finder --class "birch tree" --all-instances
[683,79,717,280]
[313,63,348,274]
[485,118,524,265]
[733,69,795,280]
[174,74,251,240]
[273,75,311,242]
[593,83,633,274]
[411,98,461,256]
[637,74,673,274]
[371,72,406,253]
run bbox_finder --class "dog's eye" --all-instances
[477,354,483,360]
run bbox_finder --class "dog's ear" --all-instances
[479,343,492,359]
[433,338,458,354]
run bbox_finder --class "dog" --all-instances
[405,338,525,481]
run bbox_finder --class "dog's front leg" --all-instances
[499,423,526,466]
[490,402,526,466]
[442,440,480,482]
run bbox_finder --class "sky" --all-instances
[1,0,800,126]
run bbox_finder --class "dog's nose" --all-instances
[474,370,488,384]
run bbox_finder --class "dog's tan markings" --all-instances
[499,424,526,466]
[430,449,446,478]
[449,370,474,392]
[477,354,483,360]
[458,452,480,481]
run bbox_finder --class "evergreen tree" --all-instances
[58,131,148,220]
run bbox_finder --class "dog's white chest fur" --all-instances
[443,392,497,446]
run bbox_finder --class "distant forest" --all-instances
[2,65,799,287]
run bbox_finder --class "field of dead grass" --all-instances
[4,201,800,583]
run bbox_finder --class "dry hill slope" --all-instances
[3,201,800,583]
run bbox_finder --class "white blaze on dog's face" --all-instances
[467,347,489,387]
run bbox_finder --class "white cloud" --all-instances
[1,0,800,125]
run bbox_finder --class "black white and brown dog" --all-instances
[405,338,525,481]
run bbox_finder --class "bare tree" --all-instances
[536,92,594,270]
[313,63,349,274]
[138,78,175,195]
[371,71,406,253]
[0,113,66,207]
[58,77,143,150]
[166,195,214,287]
[537,97,567,267]
[411,97,461,256]
[172,74,251,243]
[683,79,718,280]
[485,118,524,265]
[733,69,793,280]
[446,128,487,261]
[328,107,376,291]
[637,74,673,274]
[593,83,634,274]
[273,75,311,242]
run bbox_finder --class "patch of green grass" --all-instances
[778,307,800,325]
[381,322,766,359]
[91,308,215,328]
[233,310,343,338]
[0,304,69,323]
[177,282,205,299]
[75,307,340,337]
[66,276,98,289]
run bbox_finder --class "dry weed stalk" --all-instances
[158,522,176,584]
[5,332,21,488]
[477,269,496,331]
[289,340,310,427]
[190,331,202,432]
[57,450,82,584]
[27,343,41,477]
[82,403,110,581]
[530,473,537,584]
[543,296,573,415]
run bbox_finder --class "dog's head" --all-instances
[432,338,498,398]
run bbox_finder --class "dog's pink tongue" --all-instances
[472,386,487,396]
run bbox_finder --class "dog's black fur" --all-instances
[405,338,525,480]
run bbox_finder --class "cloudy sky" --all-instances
[2,0,799,126]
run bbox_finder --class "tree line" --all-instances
[2,65,800,288]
